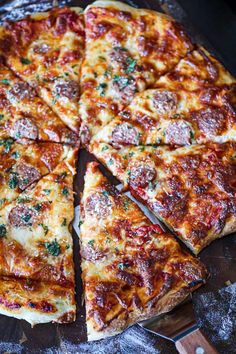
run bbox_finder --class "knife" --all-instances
[138,295,218,354]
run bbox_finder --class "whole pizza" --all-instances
[0,0,235,343]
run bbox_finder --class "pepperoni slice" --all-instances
[112,123,140,146]
[85,192,113,218]
[15,163,41,190]
[153,90,178,115]
[192,107,226,136]
[110,47,130,70]
[54,80,80,101]
[8,205,36,227]
[129,164,156,188]
[9,82,35,101]
[164,120,193,145]
[11,117,38,140]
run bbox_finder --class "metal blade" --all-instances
[138,295,198,342]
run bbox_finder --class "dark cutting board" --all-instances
[0,1,235,353]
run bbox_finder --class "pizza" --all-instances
[92,48,236,148]
[79,0,193,144]
[0,140,71,210]
[80,162,207,340]
[155,47,236,91]
[90,141,236,254]
[0,63,78,144]
[0,7,85,133]
[0,148,77,324]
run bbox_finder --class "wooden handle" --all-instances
[175,328,218,354]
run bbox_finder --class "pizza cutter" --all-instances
[139,295,218,354]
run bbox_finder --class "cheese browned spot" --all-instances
[80,162,207,340]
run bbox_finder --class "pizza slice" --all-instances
[0,7,85,132]
[79,0,193,144]
[90,142,236,254]
[0,140,71,210]
[0,148,77,324]
[80,162,207,340]
[0,63,78,144]
[155,47,236,91]
[92,48,236,148]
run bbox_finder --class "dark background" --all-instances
[177,0,236,76]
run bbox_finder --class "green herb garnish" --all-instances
[44,239,61,256]
[125,58,137,74]
[88,239,95,247]
[20,57,31,65]
[8,173,19,189]
[0,224,6,237]
[0,139,14,153]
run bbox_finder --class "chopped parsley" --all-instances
[62,187,69,196]
[61,218,67,226]
[40,223,49,235]
[33,203,42,212]
[8,173,19,189]
[44,239,61,256]
[98,56,106,61]
[125,58,137,74]
[21,213,31,223]
[43,189,51,195]
[104,66,113,78]
[190,130,195,139]
[78,220,83,227]
[106,237,111,244]
[123,200,130,211]
[120,111,130,118]
[11,151,20,159]
[102,190,109,197]
[128,151,135,157]
[118,262,124,270]
[114,46,127,52]
[93,72,98,78]
[113,75,133,88]
[0,114,4,120]
[0,139,14,153]
[17,197,31,203]
[51,95,60,105]
[0,198,6,206]
[0,79,10,85]
[101,145,109,152]
[88,239,95,247]
[20,57,31,65]
[107,158,113,166]
[96,82,107,97]
[0,224,6,237]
